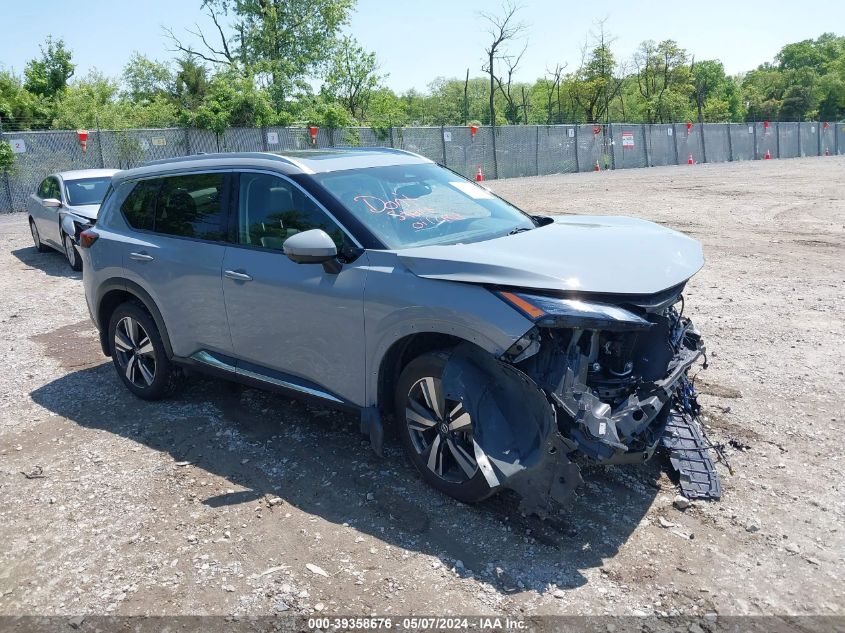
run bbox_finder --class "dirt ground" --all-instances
[0,157,843,619]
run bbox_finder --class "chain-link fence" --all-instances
[1,121,843,212]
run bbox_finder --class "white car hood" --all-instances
[395,216,704,295]
[65,204,100,221]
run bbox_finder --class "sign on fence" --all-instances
[443,131,452,142]
[151,137,167,147]
[9,139,26,153]
[622,132,635,148]
[267,131,279,145]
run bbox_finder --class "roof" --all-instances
[114,147,432,183]
[55,169,121,181]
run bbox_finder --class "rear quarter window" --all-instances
[121,180,159,231]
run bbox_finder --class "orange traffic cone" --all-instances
[475,167,483,182]
[594,160,601,171]
[687,153,694,165]
[764,149,771,160]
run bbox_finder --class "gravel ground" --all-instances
[0,157,843,619]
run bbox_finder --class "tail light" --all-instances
[79,229,99,248]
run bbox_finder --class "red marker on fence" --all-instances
[77,130,89,153]
[470,125,478,140]
[309,126,318,145]
[594,160,601,172]
[475,166,484,182]
[687,153,694,165]
[764,149,771,160]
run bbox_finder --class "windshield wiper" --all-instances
[507,227,533,235]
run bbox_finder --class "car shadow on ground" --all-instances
[11,246,80,279]
[30,339,662,596]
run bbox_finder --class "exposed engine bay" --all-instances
[441,285,721,516]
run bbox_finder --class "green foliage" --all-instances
[122,53,173,103]
[323,36,382,119]
[188,72,276,133]
[24,36,75,100]
[0,140,14,173]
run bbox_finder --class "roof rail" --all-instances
[141,151,299,168]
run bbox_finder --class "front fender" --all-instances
[362,251,534,407]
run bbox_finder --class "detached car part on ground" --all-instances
[78,150,720,517]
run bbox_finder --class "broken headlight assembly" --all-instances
[486,288,720,511]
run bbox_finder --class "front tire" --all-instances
[108,302,180,401]
[394,350,494,504]
[29,219,49,253]
[63,233,82,271]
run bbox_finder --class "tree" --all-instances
[0,139,14,173]
[188,71,275,134]
[174,56,209,110]
[122,53,173,103]
[168,0,355,109]
[572,21,625,123]
[0,69,52,130]
[480,2,526,176]
[633,40,691,123]
[322,36,382,120]
[24,37,75,100]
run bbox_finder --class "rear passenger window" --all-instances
[121,180,159,231]
[120,173,229,240]
[237,173,344,251]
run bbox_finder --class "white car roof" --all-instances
[55,169,120,181]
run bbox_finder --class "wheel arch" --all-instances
[375,332,488,418]
[95,279,173,358]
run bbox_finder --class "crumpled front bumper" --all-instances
[441,323,707,516]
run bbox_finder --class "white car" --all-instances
[27,169,119,270]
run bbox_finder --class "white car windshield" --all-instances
[313,164,535,248]
[64,177,112,206]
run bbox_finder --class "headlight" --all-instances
[496,291,652,331]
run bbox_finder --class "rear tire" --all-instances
[29,219,49,253]
[63,232,82,271]
[108,301,181,401]
[394,350,494,504]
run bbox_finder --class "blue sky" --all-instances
[1,0,843,92]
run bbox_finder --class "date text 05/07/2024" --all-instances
[307,616,528,630]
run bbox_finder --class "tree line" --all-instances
[1,0,843,138]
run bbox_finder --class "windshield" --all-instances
[312,163,535,248]
[64,177,112,206]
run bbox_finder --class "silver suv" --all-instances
[80,149,714,514]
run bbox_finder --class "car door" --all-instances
[221,171,368,405]
[32,177,62,247]
[118,171,234,359]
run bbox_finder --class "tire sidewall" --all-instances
[108,302,173,401]
[30,219,47,252]
[394,350,493,504]
[64,233,81,271]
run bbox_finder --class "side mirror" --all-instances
[43,198,62,208]
[283,229,341,274]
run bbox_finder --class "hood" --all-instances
[65,204,100,221]
[395,216,704,295]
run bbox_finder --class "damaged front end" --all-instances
[441,285,717,516]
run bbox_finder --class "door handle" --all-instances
[129,252,154,261]
[224,269,253,282]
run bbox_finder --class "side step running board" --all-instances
[661,408,722,500]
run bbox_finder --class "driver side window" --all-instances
[236,173,345,251]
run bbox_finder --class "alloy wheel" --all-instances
[406,376,478,483]
[64,234,78,268]
[114,316,156,388]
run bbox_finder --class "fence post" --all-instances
[261,126,269,152]
[96,116,105,168]
[816,121,821,156]
[753,123,759,159]
[389,126,394,148]
[184,128,192,155]
[672,124,679,165]
[699,123,707,163]
[535,125,540,176]
[608,123,615,170]
[726,123,733,162]
[573,125,580,172]
[642,123,650,167]
[440,125,447,166]
[796,121,801,157]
